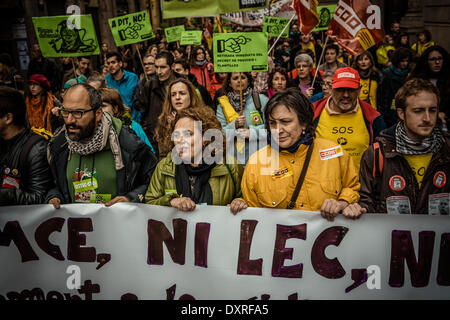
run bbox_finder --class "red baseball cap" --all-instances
[28,74,51,90]
[332,67,360,89]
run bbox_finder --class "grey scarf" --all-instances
[65,113,124,170]
[395,121,443,155]
[227,87,252,113]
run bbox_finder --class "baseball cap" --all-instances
[332,67,360,89]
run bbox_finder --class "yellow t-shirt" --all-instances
[359,78,378,110]
[302,42,317,68]
[404,154,433,189]
[315,104,370,171]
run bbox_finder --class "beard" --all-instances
[66,117,97,142]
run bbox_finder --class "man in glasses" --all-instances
[313,67,386,171]
[0,87,53,205]
[46,83,157,208]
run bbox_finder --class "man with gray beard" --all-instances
[46,83,157,207]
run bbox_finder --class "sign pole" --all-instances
[71,58,79,83]
[311,34,329,88]
[267,13,296,55]
[239,72,243,116]
[135,43,148,82]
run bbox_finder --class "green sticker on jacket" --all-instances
[249,110,263,125]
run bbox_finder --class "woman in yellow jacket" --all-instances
[233,88,366,221]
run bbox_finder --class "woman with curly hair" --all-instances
[155,77,206,159]
[99,87,155,154]
[264,67,289,99]
[145,107,245,213]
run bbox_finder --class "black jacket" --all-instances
[45,125,158,204]
[0,129,53,205]
[359,125,450,214]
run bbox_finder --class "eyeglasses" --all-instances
[428,57,443,63]
[60,107,97,119]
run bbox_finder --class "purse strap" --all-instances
[287,140,314,209]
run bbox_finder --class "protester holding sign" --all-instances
[290,54,321,98]
[239,88,362,221]
[216,72,269,166]
[46,83,157,207]
[359,78,450,215]
[145,107,244,212]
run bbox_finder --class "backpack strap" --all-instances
[372,141,384,204]
[19,134,43,173]
[287,140,314,209]
[252,92,262,112]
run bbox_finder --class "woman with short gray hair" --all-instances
[290,53,322,98]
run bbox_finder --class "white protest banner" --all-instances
[0,204,449,300]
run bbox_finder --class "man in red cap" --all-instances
[312,67,386,171]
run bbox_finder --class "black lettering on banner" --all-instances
[239,0,266,9]
[332,126,353,134]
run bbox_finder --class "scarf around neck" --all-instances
[196,59,207,66]
[65,112,124,170]
[175,163,216,205]
[267,130,314,154]
[395,121,443,155]
[227,87,252,113]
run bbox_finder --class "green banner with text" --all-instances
[165,25,185,43]
[32,15,100,57]
[180,30,203,45]
[263,16,290,38]
[108,11,155,47]
[313,4,337,32]
[162,0,268,19]
[213,32,268,72]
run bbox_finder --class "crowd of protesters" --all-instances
[0,18,449,217]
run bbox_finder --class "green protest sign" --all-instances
[213,32,268,73]
[32,15,100,57]
[180,30,203,46]
[313,4,337,32]
[165,25,185,43]
[109,11,155,46]
[263,17,290,38]
[162,0,268,19]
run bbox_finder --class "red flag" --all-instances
[293,0,319,35]
[327,0,385,56]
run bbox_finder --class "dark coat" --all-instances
[359,125,450,214]
[0,129,53,205]
[45,124,157,204]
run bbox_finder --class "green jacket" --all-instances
[145,153,244,206]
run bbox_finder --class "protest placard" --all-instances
[1,204,449,300]
[162,0,268,19]
[213,32,268,72]
[32,15,99,57]
[313,4,337,32]
[180,30,203,46]
[164,25,185,43]
[263,16,290,37]
[108,11,154,47]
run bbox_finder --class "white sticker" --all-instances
[319,146,344,160]
[386,196,411,214]
[428,193,450,215]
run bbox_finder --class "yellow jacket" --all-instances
[241,138,360,211]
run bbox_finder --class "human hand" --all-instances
[170,197,196,212]
[105,196,130,207]
[237,128,250,140]
[48,197,61,209]
[342,203,367,220]
[218,36,251,53]
[235,115,246,129]
[305,87,314,98]
[229,199,248,215]
[320,199,348,222]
